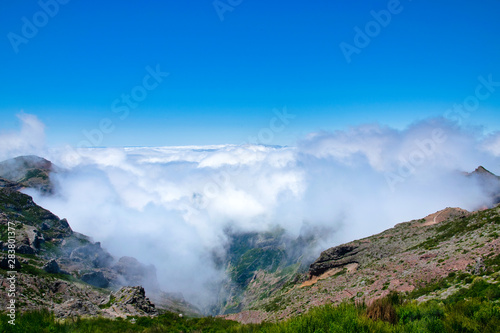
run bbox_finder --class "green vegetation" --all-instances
[0,188,59,228]
[230,247,285,287]
[484,253,500,274]
[445,278,500,304]
[3,282,500,333]
[407,270,500,301]
[99,295,116,309]
[1,260,77,283]
[1,297,499,332]
[415,208,500,250]
[21,169,49,182]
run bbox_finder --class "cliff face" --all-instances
[308,244,363,278]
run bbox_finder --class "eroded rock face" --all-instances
[309,244,364,277]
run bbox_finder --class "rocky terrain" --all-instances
[0,156,199,318]
[220,167,500,323]
[223,204,500,323]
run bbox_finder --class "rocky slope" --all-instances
[0,157,199,318]
[221,166,500,323]
[223,204,500,323]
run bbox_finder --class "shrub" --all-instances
[366,297,397,324]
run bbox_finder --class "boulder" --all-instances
[43,259,61,274]
[16,244,37,255]
[70,243,113,268]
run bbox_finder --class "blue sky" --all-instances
[1,0,499,147]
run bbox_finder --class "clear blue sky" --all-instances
[1,0,499,147]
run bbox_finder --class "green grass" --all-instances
[445,278,500,304]
[414,208,500,250]
[2,295,500,333]
[230,247,286,288]
[15,261,77,283]
[99,295,116,309]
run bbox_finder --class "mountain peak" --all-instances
[0,155,54,192]
[473,166,493,175]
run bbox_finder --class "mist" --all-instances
[3,114,500,306]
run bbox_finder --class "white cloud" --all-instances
[482,132,500,157]
[0,112,46,161]
[3,114,500,307]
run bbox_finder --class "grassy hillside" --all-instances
[2,278,500,332]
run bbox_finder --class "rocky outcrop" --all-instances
[309,244,365,278]
[70,243,113,268]
[103,286,158,317]
[43,259,61,274]
[53,286,158,319]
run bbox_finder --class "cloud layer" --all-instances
[3,114,500,306]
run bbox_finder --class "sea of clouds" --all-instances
[1,113,500,306]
